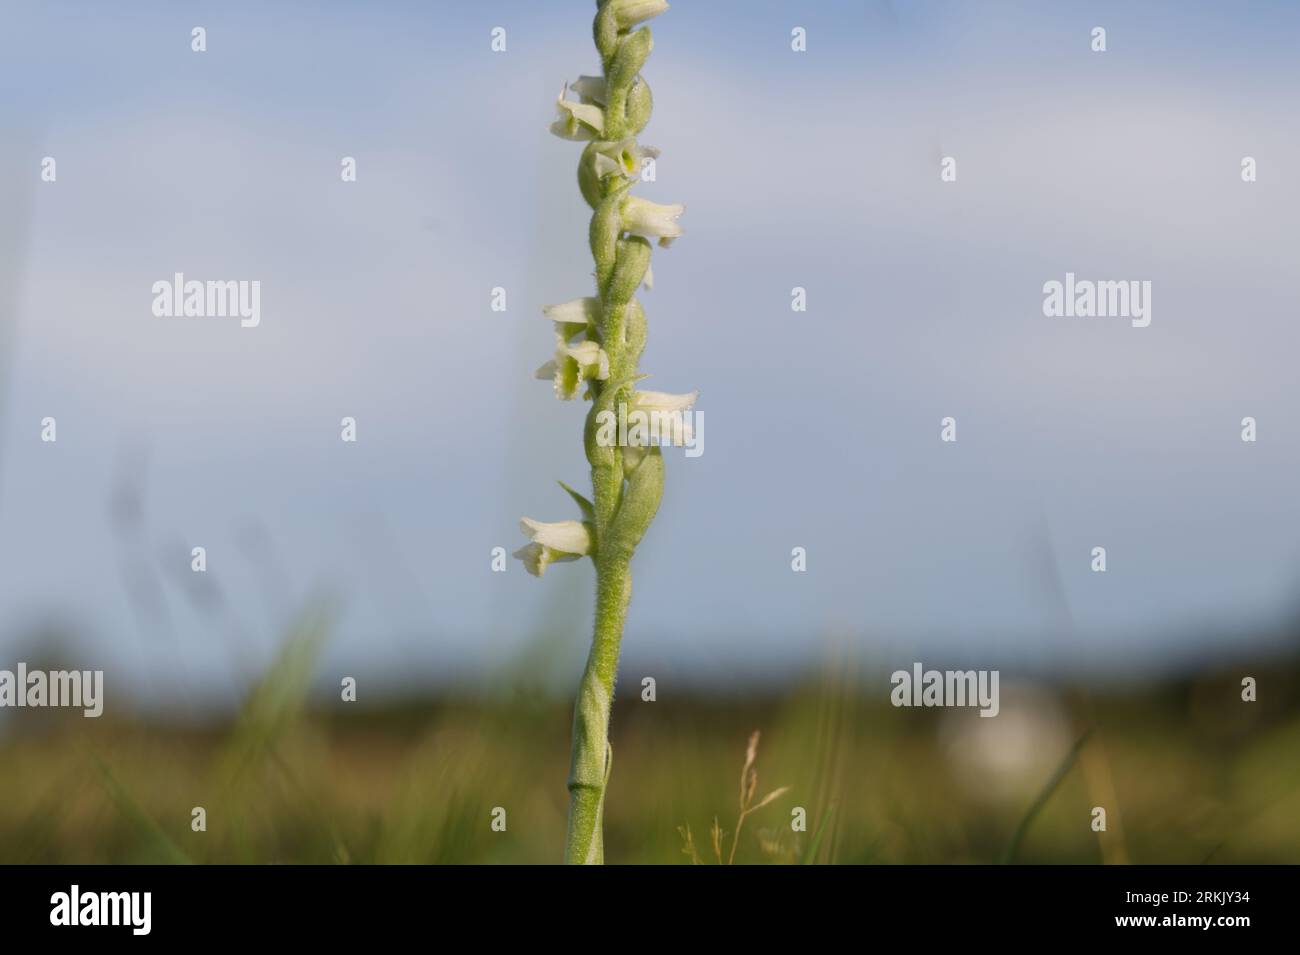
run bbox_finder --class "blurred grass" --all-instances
[2,657,1299,864]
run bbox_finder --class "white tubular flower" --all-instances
[550,83,605,141]
[591,138,659,182]
[621,195,684,247]
[536,338,610,400]
[611,0,670,30]
[514,518,594,577]
[630,388,698,445]
[570,75,607,106]
[633,389,698,413]
[543,297,600,342]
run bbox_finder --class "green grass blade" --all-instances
[96,760,193,865]
[801,805,835,865]
[1000,727,1092,865]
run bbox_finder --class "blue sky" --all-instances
[1,1,1298,706]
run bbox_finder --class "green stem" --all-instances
[565,554,631,864]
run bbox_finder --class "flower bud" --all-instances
[610,0,670,31]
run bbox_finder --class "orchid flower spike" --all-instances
[531,0,690,865]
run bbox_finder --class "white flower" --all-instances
[513,518,593,577]
[520,517,592,553]
[542,297,600,342]
[621,195,684,246]
[629,389,698,445]
[591,138,659,182]
[633,389,698,413]
[611,0,670,30]
[536,338,610,400]
[570,75,607,106]
[550,83,605,141]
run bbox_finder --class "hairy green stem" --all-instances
[564,553,631,864]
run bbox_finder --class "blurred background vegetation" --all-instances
[3,623,1297,864]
